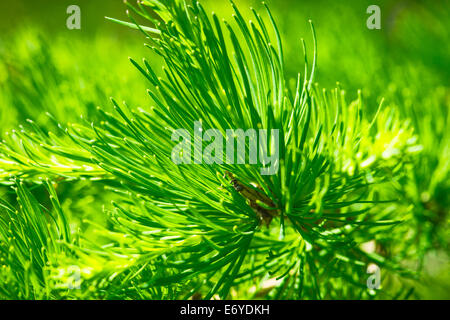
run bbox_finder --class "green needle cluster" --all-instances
[0,0,447,300]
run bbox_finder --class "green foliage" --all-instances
[0,0,448,299]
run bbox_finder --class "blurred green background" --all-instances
[0,0,448,299]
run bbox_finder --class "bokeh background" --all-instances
[0,0,448,299]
